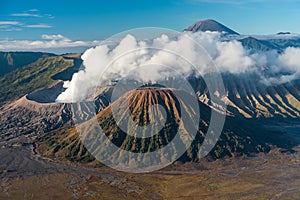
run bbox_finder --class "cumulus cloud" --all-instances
[56,31,300,102]
[215,40,255,73]
[42,34,69,40]
[260,47,300,85]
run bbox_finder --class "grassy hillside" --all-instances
[0,52,55,76]
[0,55,80,104]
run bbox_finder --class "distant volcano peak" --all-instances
[184,19,239,35]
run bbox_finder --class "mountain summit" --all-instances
[184,19,239,35]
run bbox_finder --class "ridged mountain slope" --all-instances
[37,88,281,164]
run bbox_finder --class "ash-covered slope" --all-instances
[184,19,239,35]
[0,81,112,142]
[0,81,75,141]
[191,75,300,118]
[0,92,72,141]
[37,88,282,164]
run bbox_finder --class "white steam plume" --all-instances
[56,31,300,102]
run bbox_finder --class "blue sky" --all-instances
[0,0,300,52]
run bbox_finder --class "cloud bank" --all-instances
[0,34,102,52]
[56,31,300,102]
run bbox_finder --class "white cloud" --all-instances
[11,13,40,17]
[0,21,20,25]
[55,32,300,102]
[42,34,69,40]
[3,9,54,31]
[0,34,102,51]
[24,24,53,28]
[11,10,54,19]
[28,9,39,12]
[45,14,55,19]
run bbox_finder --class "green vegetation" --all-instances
[37,126,96,164]
[0,52,54,76]
[0,55,76,104]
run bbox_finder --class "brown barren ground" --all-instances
[1,144,300,199]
